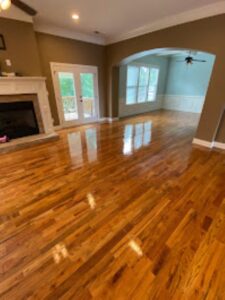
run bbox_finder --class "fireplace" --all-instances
[0,101,40,139]
[0,77,58,153]
[0,94,45,140]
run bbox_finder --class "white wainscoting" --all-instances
[119,95,163,118]
[119,94,205,117]
[163,95,205,113]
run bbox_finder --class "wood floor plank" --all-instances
[0,110,224,299]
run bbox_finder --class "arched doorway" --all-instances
[118,48,215,139]
[109,47,221,147]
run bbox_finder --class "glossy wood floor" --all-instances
[0,110,225,300]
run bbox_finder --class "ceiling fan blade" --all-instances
[192,59,207,63]
[176,60,185,62]
[11,0,37,16]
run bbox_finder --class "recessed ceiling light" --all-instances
[72,14,79,20]
[0,0,11,10]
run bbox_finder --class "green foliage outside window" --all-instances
[59,72,94,98]
[59,73,75,97]
[81,73,94,98]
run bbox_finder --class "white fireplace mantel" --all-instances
[0,76,54,135]
[0,77,58,153]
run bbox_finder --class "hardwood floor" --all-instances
[0,110,225,299]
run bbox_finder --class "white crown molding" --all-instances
[34,22,106,45]
[0,5,33,23]
[2,1,225,46]
[106,1,225,44]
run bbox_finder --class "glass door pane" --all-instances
[80,73,96,119]
[58,72,78,121]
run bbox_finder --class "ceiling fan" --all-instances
[0,0,37,16]
[177,55,206,65]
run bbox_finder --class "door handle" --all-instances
[80,96,83,102]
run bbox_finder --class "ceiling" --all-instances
[10,0,225,44]
[155,49,199,57]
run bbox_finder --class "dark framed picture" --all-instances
[0,34,6,50]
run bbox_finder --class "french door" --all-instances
[51,63,99,127]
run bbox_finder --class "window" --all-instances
[126,65,159,105]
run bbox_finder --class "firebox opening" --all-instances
[0,101,40,140]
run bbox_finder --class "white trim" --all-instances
[50,62,99,70]
[50,62,100,128]
[108,117,119,123]
[192,138,214,149]
[163,95,205,113]
[99,118,108,123]
[53,118,119,130]
[214,142,225,150]
[0,77,55,136]
[54,125,63,131]
[107,1,225,44]
[34,22,105,45]
[126,63,160,105]
[0,76,46,82]
[99,117,119,123]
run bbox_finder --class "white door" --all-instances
[51,63,99,127]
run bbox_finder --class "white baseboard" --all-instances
[193,138,225,150]
[53,117,120,129]
[192,138,214,148]
[99,117,119,123]
[214,142,225,150]
[54,125,63,131]
[108,117,119,122]
[99,118,108,123]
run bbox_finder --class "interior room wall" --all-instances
[0,14,224,145]
[0,17,42,76]
[0,16,107,127]
[36,32,106,125]
[164,53,215,113]
[119,55,169,117]
[106,14,225,144]
[119,52,215,117]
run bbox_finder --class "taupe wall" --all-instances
[0,18,42,76]
[216,111,225,143]
[0,16,224,143]
[106,14,225,143]
[36,32,106,125]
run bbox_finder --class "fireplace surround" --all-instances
[0,77,58,153]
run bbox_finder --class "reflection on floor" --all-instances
[68,127,97,165]
[67,121,152,164]
[0,111,225,299]
[123,121,152,155]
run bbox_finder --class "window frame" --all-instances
[126,63,160,105]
